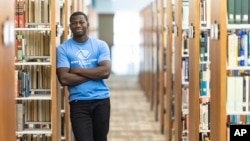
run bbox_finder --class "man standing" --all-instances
[56,11,111,141]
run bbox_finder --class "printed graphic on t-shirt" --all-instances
[77,50,90,59]
[71,49,97,68]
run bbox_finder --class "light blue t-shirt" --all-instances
[56,36,110,102]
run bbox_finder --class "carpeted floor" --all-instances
[106,75,166,141]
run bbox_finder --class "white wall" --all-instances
[92,0,155,75]
[111,11,141,75]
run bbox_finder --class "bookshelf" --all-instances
[210,0,250,140]
[172,0,183,140]
[140,0,250,141]
[139,3,153,108]
[209,0,227,140]
[150,1,159,122]
[0,0,16,141]
[60,0,70,140]
[187,0,201,141]
[155,0,166,134]
[60,0,87,140]
[14,0,61,140]
[161,0,168,135]
[87,5,99,38]
[59,0,67,140]
[140,2,157,116]
[181,7,189,135]
[165,0,174,140]
[0,0,97,141]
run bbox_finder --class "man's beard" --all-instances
[74,30,87,38]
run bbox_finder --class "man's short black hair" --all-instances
[69,11,88,22]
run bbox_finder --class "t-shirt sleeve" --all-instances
[56,46,70,68]
[98,41,111,63]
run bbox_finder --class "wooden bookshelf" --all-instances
[51,1,61,140]
[165,0,174,140]
[140,0,250,141]
[140,2,157,114]
[173,0,183,140]
[210,0,227,141]
[151,0,160,123]
[62,0,74,140]
[0,0,93,141]
[160,0,168,134]
[155,0,165,134]
[13,0,62,140]
[77,0,84,11]
[0,0,16,140]
[139,6,147,99]
[188,0,201,141]
[139,3,154,108]
[61,0,72,140]
[71,0,77,12]
[61,0,88,140]
[88,5,99,38]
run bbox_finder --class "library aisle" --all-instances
[106,75,166,141]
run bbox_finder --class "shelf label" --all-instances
[173,25,178,36]
[188,25,194,39]
[210,23,219,40]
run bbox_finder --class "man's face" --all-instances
[70,15,89,37]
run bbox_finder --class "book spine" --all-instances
[16,103,24,131]
[227,0,235,24]
[18,0,26,28]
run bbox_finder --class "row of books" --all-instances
[181,102,211,141]
[182,61,210,97]
[182,0,212,27]
[227,0,250,24]
[181,86,189,140]
[227,76,250,114]
[15,32,51,63]
[16,70,30,97]
[182,87,189,115]
[16,134,52,141]
[200,64,210,97]
[182,31,210,81]
[200,0,211,26]
[182,0,211,27]
[182,31,189,85]
[182,57,189,83]
[227,30,250,67]
[15,0,50,28]
[181,30,190,140]
[16,101,51,131]
[199,98,210,131]
[181,99,211,130]
[15,66,51,97]
[200,32,209,62]
[15,0,26,28]
[228,114,250,125]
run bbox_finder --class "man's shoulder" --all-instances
[58,38,72,48]
[89,36,106,44]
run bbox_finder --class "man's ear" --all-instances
[87,22,89,28]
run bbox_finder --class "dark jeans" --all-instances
[70,98,110,141]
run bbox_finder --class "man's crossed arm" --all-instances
[56,60,111,86]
